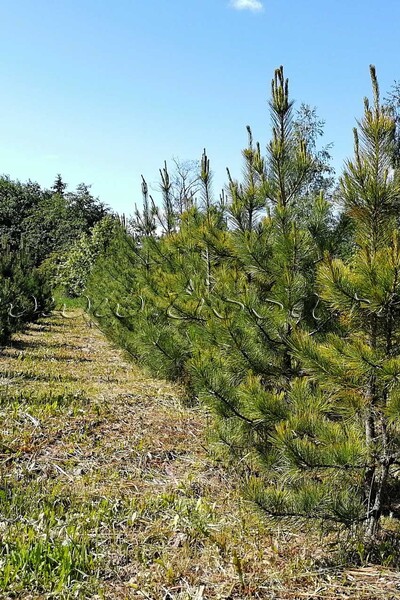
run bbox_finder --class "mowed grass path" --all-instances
[1,311,399,599]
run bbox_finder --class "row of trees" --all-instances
[0,174,109,344]
[84,65,400,544]
[0,242,52,344]
[0,174,108,264]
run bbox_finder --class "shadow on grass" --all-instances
[7,339,80,351]
[0,348,92,363]
[0,369,80,383]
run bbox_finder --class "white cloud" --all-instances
[230,0,264,12]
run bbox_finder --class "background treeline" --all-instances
[81,66,400,549]
[0,174,110,344]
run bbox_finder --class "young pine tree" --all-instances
[189,67,333,464]
[253,66,400,541]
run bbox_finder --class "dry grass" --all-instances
[1,311,400,599]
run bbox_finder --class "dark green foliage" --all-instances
[0,174,109,264]
[68,183,109,233]
[51,173,67,196]
[0,177,48,252]
[0,173,108,342]
[0,242,52,345]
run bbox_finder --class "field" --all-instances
[1,310,399,599]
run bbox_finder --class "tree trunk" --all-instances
[365,460,390,541]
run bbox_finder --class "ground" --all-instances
[1,310,399,599]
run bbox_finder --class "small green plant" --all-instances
[0,528,95,594]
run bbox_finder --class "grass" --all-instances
[1,309,400,598]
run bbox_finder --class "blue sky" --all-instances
[0,0,399,214]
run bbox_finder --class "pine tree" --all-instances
[51,174,67,196]
[253,66,400,541]
[188,67,331,463]
[131,176,157,238]
[158,161,176,234]
[133,185,228,382]
[227,125,266,233]
[0,240,52,344]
